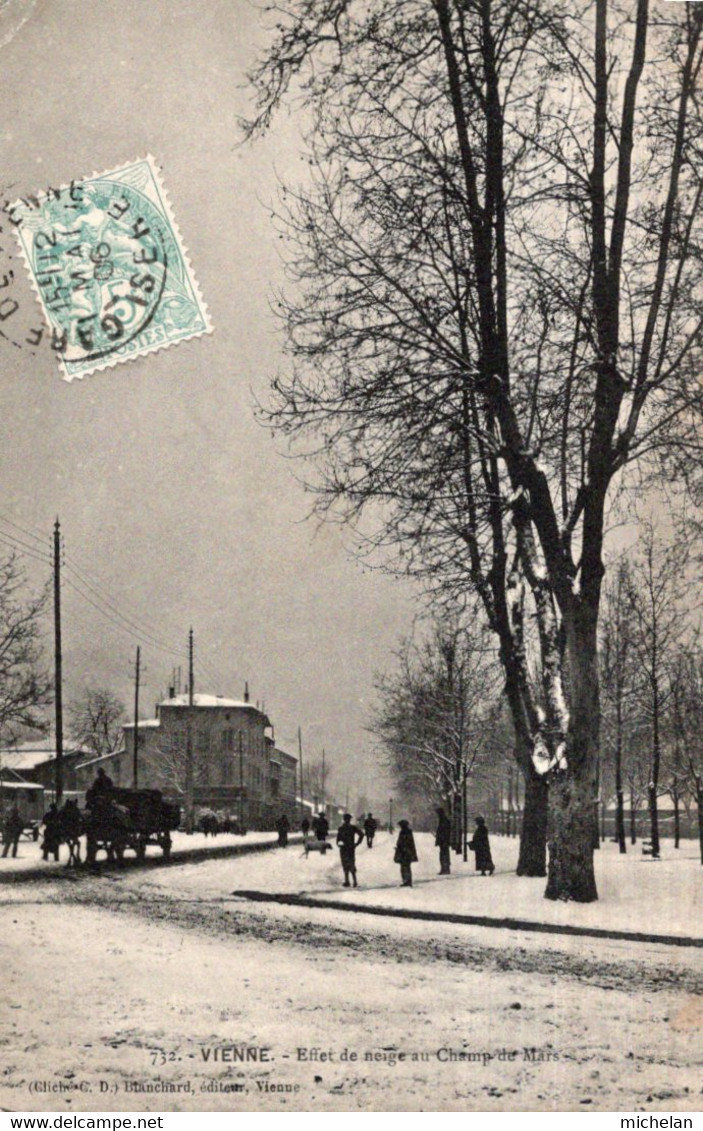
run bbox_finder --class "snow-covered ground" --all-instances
[5,830,700,945]
[131,832,703,940]
[0,829,282,875]
[1,833,701,1113]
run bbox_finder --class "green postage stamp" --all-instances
[9,155,212,380]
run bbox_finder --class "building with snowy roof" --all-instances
[75,687,298,830]
[0,764,45,825]
[0,737,91,795]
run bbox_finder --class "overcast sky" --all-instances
[0,0,419,807]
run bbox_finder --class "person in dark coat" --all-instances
[1,804,24,858]
[336,813,364,887]
[468,815,495,875]
[363,813,377,848]
[435,806,452,875]
[86,767,114,809]
[301,815,310,845]
[41,802,60,862]
[275,813,290,847]
[312,812,329,841]
[393,819,418,887]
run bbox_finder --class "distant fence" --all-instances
[599,810,700,840]
[492,807,701,840]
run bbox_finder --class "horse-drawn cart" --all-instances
[85,788,180,865]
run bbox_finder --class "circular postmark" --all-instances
[17,177,168,366]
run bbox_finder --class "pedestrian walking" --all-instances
[275,813,290,847]
[336,813,364,887]
[363,812,377,848]
[394,819,418,887]
[468,815,495,875]
[301,815,310,845]
[435,806,452,875]
[1,804,23,859]
[42,802,60,862]
[312,812,329,841]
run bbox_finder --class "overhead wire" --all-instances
[0,511,51,549]
[0,515,234,694]
[60,551,227,688]
[62,557,188,658]
[62,574,190,662]
[61,557,229,692]
[0,520,191,662]
[0,531,52,568]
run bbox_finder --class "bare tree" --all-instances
[623,527,691,857]
[370,611,502,847]
[660,644,703,864]
[667,647,698,849]
[0,553,52,747]
[247,1,703,899]
[148,725,211,800]
[306,757,333,810]
[67,687,125,759]
[600,561,640,853]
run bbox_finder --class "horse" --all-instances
[56,800,83,867]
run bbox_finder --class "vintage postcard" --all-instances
[0,0,702,1119]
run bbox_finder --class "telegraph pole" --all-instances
[238,729,245,833]
[132,646,141,788]
[184,628,194,833]
[321,748,326,811]
[53,518,63,804]
[297,726,304,822]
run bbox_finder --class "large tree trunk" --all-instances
[545,768,598,902]
[517,772,547,876]
[544,609,598,902]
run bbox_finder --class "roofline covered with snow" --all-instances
[75,749,127,772]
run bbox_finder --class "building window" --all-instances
[221,728,234,752]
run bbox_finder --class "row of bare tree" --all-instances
[370,521,703,868]
[600,525,703,861]
[369,607,506,852]
[246,0,703,900]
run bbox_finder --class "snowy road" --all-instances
[1,835,702,1113]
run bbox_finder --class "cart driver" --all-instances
[86,766,114,808]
